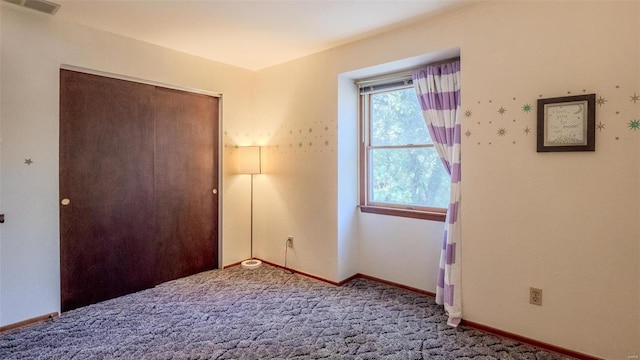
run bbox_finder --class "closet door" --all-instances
[154,87,218,283]
[60,70,219,312]
[60,70,157,311]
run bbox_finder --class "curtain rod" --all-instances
[355,56,461,86]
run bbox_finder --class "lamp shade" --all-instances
[238,146,262,174]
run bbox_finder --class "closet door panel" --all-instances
[153,87,219,283]
[59,70,156,311]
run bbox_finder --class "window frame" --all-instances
[358,76,447,222]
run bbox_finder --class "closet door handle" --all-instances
[61,198,71,206]
[212,189,218,195]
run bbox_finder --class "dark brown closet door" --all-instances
[60,70,219,312]
[154,87,218,283]
[60,70,157,311]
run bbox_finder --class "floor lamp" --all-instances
[239,146,262,270]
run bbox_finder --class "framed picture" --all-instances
[537,94,596,152]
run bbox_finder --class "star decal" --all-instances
[596,96,607,106]
[523,126,531,135]
[24,158,33,165]
[522,104,532,113]
[464,110,473,118]
[629,119,640,131]
[596,122,606,131]
[497,107,507,115]
[464,130,472,137]
[630,93,640,103]
[497,128,507,136]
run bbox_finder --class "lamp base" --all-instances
[241,259,262,270]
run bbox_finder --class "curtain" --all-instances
[412,60,462,326]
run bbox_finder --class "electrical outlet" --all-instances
[529,287,542,306]
[286,236,293,248]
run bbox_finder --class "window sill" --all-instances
[358,205,446,222]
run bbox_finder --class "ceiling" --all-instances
[52,0,470,71]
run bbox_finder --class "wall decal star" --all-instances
[596,96,607,106]
[497,107,506,115]
[464,130,472,137]
[523,126,531,135]
[497,128,507,136]
[630,93,640,103]
[522,104,532,113]
[464,110,473,118]
[629,119,640,130]
[24,158,33,165]
[596,122,605,131]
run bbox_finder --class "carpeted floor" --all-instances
[1,265,571,359]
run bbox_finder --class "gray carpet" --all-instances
[1,265,571,359]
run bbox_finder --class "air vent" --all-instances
[2,0,60,15]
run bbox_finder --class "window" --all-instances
[358,72,450,221]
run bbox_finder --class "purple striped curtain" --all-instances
[412,61,462,326]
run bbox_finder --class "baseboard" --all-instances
[237,262,599,359]
[0,312,58,333]
[352,273,436,297]
[257,259,341,286]
[223,261,243,269]
[460,320,601,360]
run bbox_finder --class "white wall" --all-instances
[336,74,359,281]
[0,4,255,326]
[254,2,640,358]
[251,56,339,281]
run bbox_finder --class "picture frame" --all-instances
[537,94,596,152]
